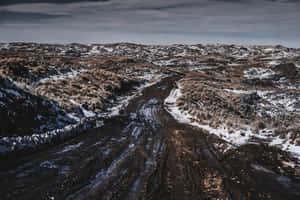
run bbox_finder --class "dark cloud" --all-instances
[0,0,299,47]
[0,10,65,23]
[0,0,109,6]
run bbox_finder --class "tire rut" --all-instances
[1,75,300,200]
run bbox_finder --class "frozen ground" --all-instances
[1,42,300,199]
[1,43,300,157]
[165,83,300,160]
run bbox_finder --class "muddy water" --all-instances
[1,76,300,200]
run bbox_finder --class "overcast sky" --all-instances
[0,0,300,47]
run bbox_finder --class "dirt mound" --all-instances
[0,76,75,137]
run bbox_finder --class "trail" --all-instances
[1,76,300,200]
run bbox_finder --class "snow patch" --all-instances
[268,60,280,66]
[164,83,250,146]
[39,69,87,83]
[244,68,277,80]
[40,161,58,169]
[3,89,21,96]
[165,82,300,159]
[58,142,83,153]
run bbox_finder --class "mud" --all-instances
[1,76,300,200]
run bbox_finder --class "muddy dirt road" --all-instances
[1,76,300,200]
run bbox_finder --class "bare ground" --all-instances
[1,76,300,200]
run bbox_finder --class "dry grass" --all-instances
[34,68,132,112]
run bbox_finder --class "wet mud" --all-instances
[1,76,300,200]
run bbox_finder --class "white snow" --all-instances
[164,83,249,146]
[81,108,96,118]
[0,71,168,154]
[259,92,300,113]
[228,63,241,67]
[58,142,83,153]
[268,60,280,66]
[69,99,80,106]
[88,45,102,55]
[152,59,175,67]
[39,69,87,83]
[131,127,142,139]
[251,164,274,174]
[165,82,300,159]
[223,88,299,114]
[66,113,81,122]
[70,99,96,118]
[104,47,113,52]
[244,68,277,80]
[0,122,84,153]
[66,140,136,199]
[269,136,300,158]
[0,43,9,50]
[263,48,274,53]
[3,89,21,96]
[223,89,251,94]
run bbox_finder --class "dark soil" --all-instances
[1,76,299,200]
